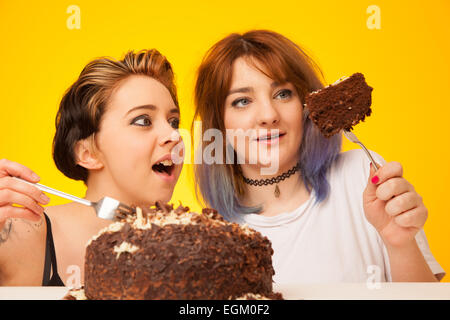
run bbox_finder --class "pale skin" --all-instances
[0,75,183,285]
[224,57,438,282]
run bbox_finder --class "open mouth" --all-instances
[152,159,175,176]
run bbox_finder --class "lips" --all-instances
[255,132,286,141]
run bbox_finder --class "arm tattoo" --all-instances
[0,219,12,244]
[22,217,43,229]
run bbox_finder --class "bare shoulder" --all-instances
[44,202,109,232]
[0,212,48,285]
[44,202,111,284]
[45,202,79,225]
[0,203,108,285]
[0,214,46,252]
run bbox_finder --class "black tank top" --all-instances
[42,213,64,286]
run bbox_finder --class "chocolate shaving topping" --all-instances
[174,203,190,214]
[154,200,174,213]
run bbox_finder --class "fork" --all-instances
[343,130,379,171]
[12,176,134,220]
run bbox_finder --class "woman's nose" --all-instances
[158,124,181,147]
[257,99,280,126]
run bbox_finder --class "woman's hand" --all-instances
[0,159,50,225]
[363,161,428,248]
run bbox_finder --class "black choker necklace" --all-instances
[242,163,300,198]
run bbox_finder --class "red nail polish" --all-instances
[371,176,379,184]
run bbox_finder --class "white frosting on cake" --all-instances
[233,293,271,300]
[240,223,256,236]
[332,75,349,85]
[114,241,140,259]
[67,288,87,300]
[86,221,125,247]
[86,204,256,247]
[127,206,256,236]
[309,75,350,95]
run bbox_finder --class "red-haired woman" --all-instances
[193,30,444,283]
[0,50,183,286]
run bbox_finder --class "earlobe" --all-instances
[74,138,104,170]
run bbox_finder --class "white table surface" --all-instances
[0,283,449,300]
[273,282,450,300]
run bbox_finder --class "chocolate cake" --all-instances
[305,72,373,138]
[66,201,282,300]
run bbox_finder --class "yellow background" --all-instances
[1,0,449,281]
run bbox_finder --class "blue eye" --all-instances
[231,97,251,108]
[275,89,292,100]
[131,115,152,127]
[169,117,180,129]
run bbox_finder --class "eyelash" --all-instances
[131,115,152,126]
[169,118,180,129]
[231,97,251,108]
[230,89,293,108]
[131,115,180,129]
[276,89,292,99]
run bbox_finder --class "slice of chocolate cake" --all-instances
[65,201,283,300]
[305,72,373,138]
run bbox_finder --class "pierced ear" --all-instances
[74,137,104,170]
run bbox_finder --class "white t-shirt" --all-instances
[238,149,445,284]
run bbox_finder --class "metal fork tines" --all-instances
[342,130,379,171]
[12,177,134,220]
